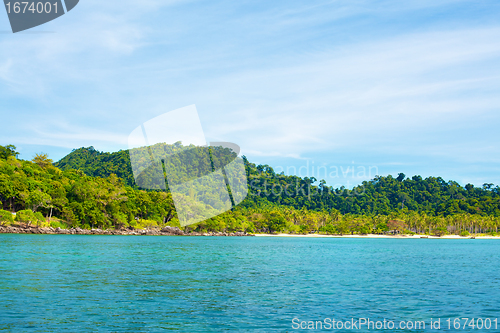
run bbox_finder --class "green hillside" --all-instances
[55,146,500,217]
[55,146,137,187]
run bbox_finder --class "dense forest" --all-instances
[56,146,500,216]
[1,144,500,236]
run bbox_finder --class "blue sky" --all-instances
[1,0,500,188]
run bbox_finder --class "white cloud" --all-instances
[196,27,500,157]
[0,0,499,185]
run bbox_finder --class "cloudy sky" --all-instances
[1,0,500,187]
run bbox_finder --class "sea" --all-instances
[1,235,499,332]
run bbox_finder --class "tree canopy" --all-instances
[0,145,19,160]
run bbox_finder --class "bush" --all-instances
[50,220,69,229]
[460,230,470,237]
[14,210,44,225]
[0,210,14,225]
[286,222,300,234]
[433,226,448,237]
[204,217,223,231]
[15,209,37,224]
[136,219,159,229]
[34,212,45,224]
[319,224,338,234]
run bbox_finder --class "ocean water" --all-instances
[1,235,499,332]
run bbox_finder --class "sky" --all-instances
[1,0,500,188]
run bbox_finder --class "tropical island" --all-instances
[1,144,499,238]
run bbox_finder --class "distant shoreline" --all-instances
[254,233,500,239]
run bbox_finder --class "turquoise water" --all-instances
[1,235,500,332]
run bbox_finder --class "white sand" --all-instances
[254,233,500,239]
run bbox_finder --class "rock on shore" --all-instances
[0,225,254,236]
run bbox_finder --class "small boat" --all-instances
[420,236,429,239]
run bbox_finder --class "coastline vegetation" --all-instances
[1,144,500,237]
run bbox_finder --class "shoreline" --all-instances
[0,225,253,237]
[1,225,498,239]
[254,233,500,239]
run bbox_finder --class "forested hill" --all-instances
[54,146,500,217]
[55,147,136,187]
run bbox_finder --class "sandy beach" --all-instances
[254,233,500,239]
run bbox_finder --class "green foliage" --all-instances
[241,160,500,217]
[0,145,19,160]
[0,209,14,225]
[54,147,146,189]
[1,143,500,236]
[34,212,45,224]
[319,223,337,235]
[0,149,176,230]
[22,190,51,212]
[433,226,448,237]
[135,219,160,229]
[54,144,500,218]
[15,209,39,224]
[50,220,69,229]
[267,211,286,233]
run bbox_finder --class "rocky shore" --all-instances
[0,225,254,236]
